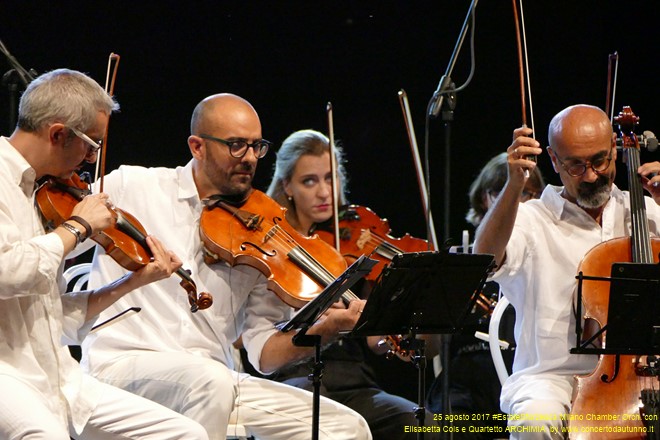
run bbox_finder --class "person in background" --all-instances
[82,95,371,440]
[466,152,545,228]
[474,104,660,438]
[265,128,439,439]
[0,68,208,439]
[426,152,545,439]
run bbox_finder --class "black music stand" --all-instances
[573,262,660,355]
[351,250,495,440]
[276,255,377,440]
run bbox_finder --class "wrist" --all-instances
[67,215,92,239]
[60,221,85,246]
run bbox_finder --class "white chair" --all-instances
[487,296,511,385]
[63,262,92,291]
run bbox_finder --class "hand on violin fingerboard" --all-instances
[128,236,183,288]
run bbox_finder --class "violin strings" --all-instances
[264,223,360,302]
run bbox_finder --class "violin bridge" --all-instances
[264,225,277,243]
[356,229,371,250]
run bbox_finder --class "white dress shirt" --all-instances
[492,183,660,413]
[82,162,290,374]
[0,136,97,432]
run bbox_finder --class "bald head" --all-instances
[548,104,613,154]
[190,93,260,136]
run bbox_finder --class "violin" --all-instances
[36,173,213,312]
[311,205,433,281]
[569,107,660,438]
[200,189,363,309]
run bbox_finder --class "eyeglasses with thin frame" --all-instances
[551,148,614,177]
[68,126,103,155]
[199,134,271,159]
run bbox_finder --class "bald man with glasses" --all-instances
[473,104,660,439]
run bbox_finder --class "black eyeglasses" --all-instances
[551,148,613,177]
[68,126,103,155]
[200,134,271,159]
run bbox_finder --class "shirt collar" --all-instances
[540,183,622,220]
[0,136,38,197]
[176,159,200,202]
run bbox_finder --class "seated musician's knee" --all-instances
[179,360,237,415]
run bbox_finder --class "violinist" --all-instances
[81,94,371,440]
[265,129,439,439]
[427,152,544,439]
[0,69,207,439]
[474,104,660,438]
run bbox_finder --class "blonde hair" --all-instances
[266,129,349,216]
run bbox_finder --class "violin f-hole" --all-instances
[241,242,276,257]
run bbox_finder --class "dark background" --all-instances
[2,1,658,244]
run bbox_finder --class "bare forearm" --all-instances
[259,300,363,373]
[259,332,316,373]
[474,182,521,267]
[85,272,140,320]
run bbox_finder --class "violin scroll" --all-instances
[177,269,213,312]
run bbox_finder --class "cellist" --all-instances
[473,104,660,438]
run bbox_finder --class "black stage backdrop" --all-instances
[2,1,658,244]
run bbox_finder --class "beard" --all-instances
[576,174,612,209]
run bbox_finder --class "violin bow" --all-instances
[397,90,438,250]
[605,52,619,122]
[95,52,121,192]
[326,102,341,251]
[512,0,536,177]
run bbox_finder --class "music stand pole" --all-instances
[278,255,377,440]
[407,334,428,440]
[292,330,323,440]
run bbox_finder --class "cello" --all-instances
[569,107,660,438]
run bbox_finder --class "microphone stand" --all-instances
[0,39,36,133]
[426,2,478,439]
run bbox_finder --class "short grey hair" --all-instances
[17,68,119,132]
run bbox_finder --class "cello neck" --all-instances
[616,106,653,264]
[625,146,653,263]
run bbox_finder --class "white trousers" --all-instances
[93,351,372,440]
[506,377,573,440]
[0,373,208,440]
